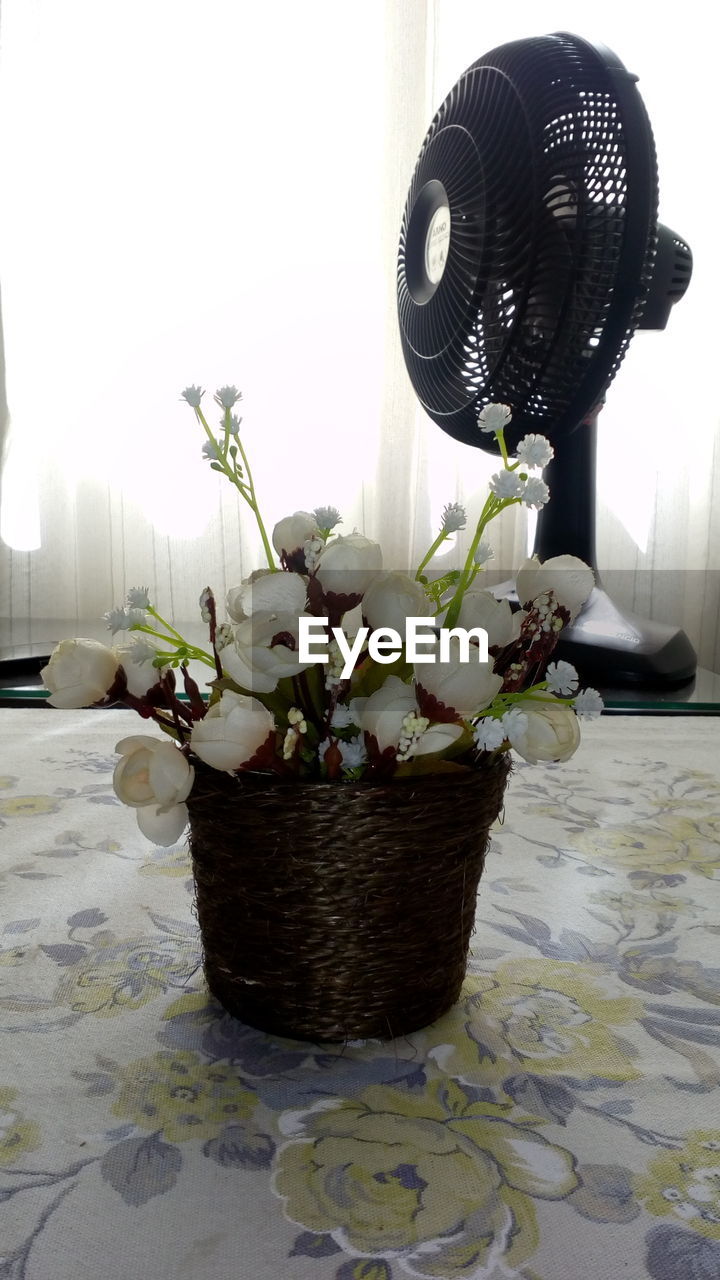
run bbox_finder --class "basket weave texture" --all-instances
[187,756,511,1042]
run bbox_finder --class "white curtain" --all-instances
[1,0,718,667]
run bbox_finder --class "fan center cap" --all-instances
[424,205,451,284]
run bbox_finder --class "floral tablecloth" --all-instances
[1,709,719,1280]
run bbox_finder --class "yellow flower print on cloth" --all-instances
[0,796,61,819]
[428,959,642,1086]
[0,1087,41,1165]
[56,936,197,1016]
[575,814,720,879]
[636,1131,720,1240]
[274,1079,577,1278]
[111,1050,258,1144]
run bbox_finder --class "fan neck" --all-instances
[532,411,599,573]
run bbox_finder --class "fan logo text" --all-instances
[298,617,489,680]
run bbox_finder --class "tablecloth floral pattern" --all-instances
[1,709,719,1280]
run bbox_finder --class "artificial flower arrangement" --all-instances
[41,387,603,849]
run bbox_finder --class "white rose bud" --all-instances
[414,636,503,719]
[456,590,521,650]
[515,554,594,620]
[190,691,275,771]
[233,571,307,617]
[222,610,317,694]
[511,697,581,764]
[314,533,382,600]
[272,511,319,558]
[41,638,120,708]
[113,735,195,808]
[362,571,433,634]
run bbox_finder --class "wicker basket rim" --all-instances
[187,753,510,797]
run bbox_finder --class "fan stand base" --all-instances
[492,584,697,690]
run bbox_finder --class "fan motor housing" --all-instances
[397,32,659,452]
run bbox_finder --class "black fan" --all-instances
[397,32,695,688]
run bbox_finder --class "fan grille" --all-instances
[397,33,659,450]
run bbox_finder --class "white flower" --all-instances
[190,690,275,770]
[330,702,356,729]
[515,434,554,469]
[215,623,234,651]
[490,471,525,500]
[103,606,147,634]
[136,803,189,847]
[222,610,316,693]
[181,386,204,408]
[202,440,219,461]
[126,586,151,609]
[325,735,367,769]
[314,533,383,600]
[500,706,529,747]
[474,540,494,567]
[272,511,320,559]
[113,735,194,808]
[456,589,521,650]
[522,477,550,510]
[515,554,595,620]
[574,687,604,720]
[509,697,581,764]
[113,641,165,698]
[228,414,242,435]
[313,505,342,531]
[546,661,579,696]
[302,535,325,572]
[230,571,307,618]
[414,637,503,719]
[362,571,433,634]
[355,675,462,757]
[441,502,467,533]
[478,403,512,434]
[41,639,120,709]
[282,727,300,760]
[474,717,506,752]
[214,385,242,409]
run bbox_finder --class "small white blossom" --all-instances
[478,403,513,434]
[126,586,151,609]
[325,638,348,690]
[282,727,300,760]
[546,660,579,696]
[199,588,213,623]
[215,622,234,651]
[490,471,525,501]
[127,635,160,665]
[104,607,131,635]
[441,502,467,533]
[474,540,494,567]
[313,506,342,532]
[338,735,367,769]
[574,688,604,719]
[330,702,355,729]
[474,717,506,751]
[522,476,550,510]
[396,712,431,762]
[500,706,529,747]
[181,386,204,408]
[215,385,242,409]
[202,440,220,461]
[303,535,325,572]
[228,414,242,435]
[515,434,554,469]
[288,706,307,734]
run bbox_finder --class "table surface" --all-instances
[1,709,719,1280]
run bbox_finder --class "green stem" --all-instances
[415,528,449,580]
[444,494,498,629]
[234,433,276,571]
[147,606,185,644]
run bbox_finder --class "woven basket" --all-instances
[186,756,510,1042]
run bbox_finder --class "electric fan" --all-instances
[397,32,695,688]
